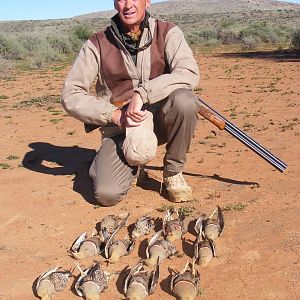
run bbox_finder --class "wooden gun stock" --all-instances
[198,105,226,130]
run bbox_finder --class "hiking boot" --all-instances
[164,172,193,202]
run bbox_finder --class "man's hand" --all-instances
[111,108,126,128]
[125,92,147,127]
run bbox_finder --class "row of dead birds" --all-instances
[35,206,225,300]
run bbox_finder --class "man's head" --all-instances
[114,0,151,32]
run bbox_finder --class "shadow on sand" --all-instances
[22,142,97,204]
[22,142,259,206]
[218,49,300,62]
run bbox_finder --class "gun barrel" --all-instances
[225,124,286,172]
[198,98,287,172]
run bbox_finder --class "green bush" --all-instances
[239,22,287,45]
[47,34,73,55]
[29,40,64,68]
[290,29,300,50]
[73,25,93,41]
[0,34,24,60]
[219,18,236,29]
[19,33,42,53]
[240,35,260,50]
[217,29,239,45]
[199,29,218,41]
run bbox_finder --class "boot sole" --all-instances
[167,188,193,203]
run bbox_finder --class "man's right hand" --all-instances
[111,108,126,128]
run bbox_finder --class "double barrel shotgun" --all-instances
[85,98,287,173]
[197,98,287,172]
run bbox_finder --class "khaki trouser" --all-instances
[89,88,200,206]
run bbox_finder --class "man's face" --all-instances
[114,0,151,31]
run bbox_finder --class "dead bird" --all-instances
[75,262,110,300]
[103,217,135,264]
[194,216,216,267]
[163,208,187,242]
[170,259,200,300]
[201,206,225,241]
[124,259,160,300]
[98,212,130,241]
[131,215,155,240]
[70,230,103,260]
[35,266,73,300]
[144,229,178,266]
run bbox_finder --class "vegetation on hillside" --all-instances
[0,24,92,71]
[0,1,299,73]
[186,20,298,50]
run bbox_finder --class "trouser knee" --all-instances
[94,187,124,207]
[168,88,199,115]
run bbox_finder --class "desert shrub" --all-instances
[199,29,218,41]
[186,29,219,47]
[0,33,24,60]
[28,40,64,68]
[217,29,239,45]
[47,34,73,55]
[240,35,260,50]
[19,33,42,53]
[239,22,287,45]
[290,29,300,50]
[202,38,220,48]
[219,18,236,29]
[0,57,14,75]
[73,24,93,41]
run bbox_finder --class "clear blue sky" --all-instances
[0,0,299,21]
[0,0,168,21]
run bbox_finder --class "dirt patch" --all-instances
[0,51,299,299]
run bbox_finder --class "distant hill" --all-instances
[0,0,299,34]
[0,0,299,70]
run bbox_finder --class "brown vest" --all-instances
[89,19,175,103]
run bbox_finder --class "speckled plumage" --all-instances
[98,213,130,241]
[163,209,187,242]
[35,266,72,299]
[80,263,108,291]
[154,239,177,257]
[131,215,154,239]
[48,271,71,291]
[145,230,177,266]
[75,263,109,298]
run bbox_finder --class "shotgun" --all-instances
[84,98,287,172]
[197,97,287,172]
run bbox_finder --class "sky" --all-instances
[0,0,167,21]
[0,0,299,21]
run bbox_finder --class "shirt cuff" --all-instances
[135,86,149,104]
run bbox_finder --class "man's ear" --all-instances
[146,0,151,9]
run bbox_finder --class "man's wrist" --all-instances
[134,87,148,104]
[111,108,126,127]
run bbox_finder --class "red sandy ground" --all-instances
[0,50,299,299]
